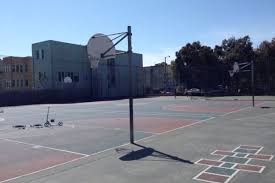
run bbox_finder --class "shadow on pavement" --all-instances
[118,143,194,164]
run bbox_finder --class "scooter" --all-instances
[44,107,63,127]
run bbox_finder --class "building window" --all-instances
[11,65,15,72]
[20,65,23,72]
[16,80,19,87]
[73,72,79,82]
[107,59,116,88]
[25,80,29,87]
[36,50,39,59]
[39,72,42,80]
[41,49,44,59]
[58,72,62,82]
[12,80,15,87]
[20,80,23,87]
[16,65,19,72]
[25,64,28,72]
[7,81,11,88]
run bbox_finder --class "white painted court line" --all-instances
[255,146,264,155]
[239,144,264,149]
[142,103,257,143]
[116,102,153,106]
[220,101,266,117]
[63,124,156,135]
[0,138,88,156]
[235,112,275,121]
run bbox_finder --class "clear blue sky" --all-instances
[1,0,275,66]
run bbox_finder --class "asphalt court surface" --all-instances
[0,96,274,183]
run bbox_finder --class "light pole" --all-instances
[164,56,170,92]
[251,60,255,107]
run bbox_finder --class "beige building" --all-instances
[144,63,175,93]
[0,56,33,91]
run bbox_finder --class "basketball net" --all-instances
[89,56,101,69]
[229,62,240,77]
[229,70,234,77]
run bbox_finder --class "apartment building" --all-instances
[0,56,33,91]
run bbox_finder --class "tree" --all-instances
[255,38,275,93]
[175,42,221,89]
[219,36,254,64]
[214,36,254,94]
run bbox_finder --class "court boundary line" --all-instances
[0,101,257,183]
[63,124,156,135]
[4,109,216,118]
[235,112,275,121]
[0,138,89,156]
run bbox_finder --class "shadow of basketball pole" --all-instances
[118,143,194,164]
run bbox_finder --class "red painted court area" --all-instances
[72,117,197,133]
[0,140,84,182]
[0,117,198,182]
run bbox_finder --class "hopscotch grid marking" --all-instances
[193,165,231,183]
[224,170,239,183]
[211,150,236,157]
[195,144,273,183]
[195,159,224,166]
[247,155,274,162]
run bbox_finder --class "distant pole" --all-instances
[164,56,170,92]
[128,26,134,144]
[164,57,166,92]
[46,106,50,122]
[251,60,255,107]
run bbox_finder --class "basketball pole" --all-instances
[128,26,134,144]
[91,27,134,144]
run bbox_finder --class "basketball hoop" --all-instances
[87,33,116,69]
[64,76,72,83]
[88,56,101,69]
[229,62,240,77]
[229,70,234,77]
[233,62,240,73]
